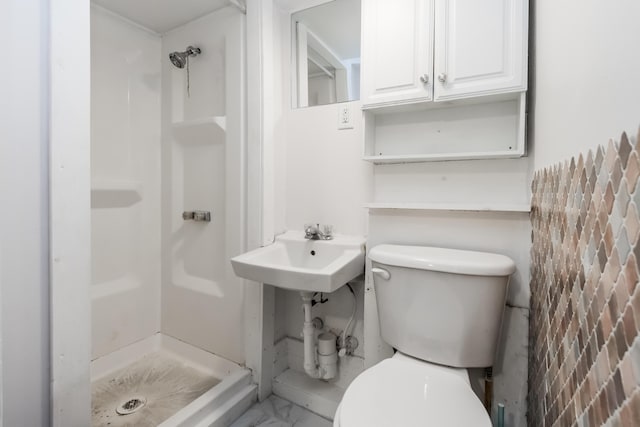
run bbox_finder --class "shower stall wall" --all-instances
[90,5,252,425]
[161,7,246,364]
[91,6,162,360]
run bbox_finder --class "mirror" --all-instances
[292,0,361,108]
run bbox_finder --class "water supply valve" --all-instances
[182,210,211,222]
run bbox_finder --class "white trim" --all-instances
[364,202,532,213]
[295,21,350,107]
[302,24,348,102]
[302,24,347,72]
[49,0,92,425]
[295,22,310,107]
[90,4,160,36]
[0,259,2,427]
[162,4,241,36]
[289,1,353,107]
[245,0,264,277]
[307,57,335,79]
[245,0,275,402]
[278,0,333,15]
[229,0,247,14]
[90,333,245,382]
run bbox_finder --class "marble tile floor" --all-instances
[230,395,333,427]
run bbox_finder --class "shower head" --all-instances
[169,46,202,69]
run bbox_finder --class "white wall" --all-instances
[373,158,530,206]
[264,1,532,424]
[253,1,532,423]
[368,210,530,304]
[161,7,246,363]
[531,0,640,169]
[1,0,92,424]
[524,2,640,424]
[366,121,531,426]
[278,100,372,364]
[90,6,162,360]
[270,0,372,380]
[274,0,372,238]
[0,1,51,425]
[284,102,372,236]
[366,210,530,424]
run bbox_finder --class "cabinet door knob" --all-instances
[419,74,429,84]
[438,73,447,83]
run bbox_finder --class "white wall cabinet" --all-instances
[361,0,528,108]
[360,0,434,107]
[361,0,528,162]
[434,0,528,101]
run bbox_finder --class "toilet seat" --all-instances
[335,354,492,427]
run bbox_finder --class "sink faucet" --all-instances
[304,223,333,240]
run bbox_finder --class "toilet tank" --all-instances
[369,244,516,368]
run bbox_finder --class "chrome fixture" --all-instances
[338,335,359,357]
[419,74,429,84]
[438,73,447,83]
[304,223,333,240]
[169,46,201,69]
[116,396,147,415]
[182,211,211,222]
[169,46,202,97]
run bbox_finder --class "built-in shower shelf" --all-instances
[172,116,226,144]
[365,202,531,213]
[91,179,142,208]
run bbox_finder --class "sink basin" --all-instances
[230,231,366,292]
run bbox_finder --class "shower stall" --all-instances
[89,4,252,426]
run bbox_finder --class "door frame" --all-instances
[49,0,92,425]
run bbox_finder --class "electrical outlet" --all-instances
[338,105,353,130]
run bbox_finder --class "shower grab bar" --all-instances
[182,211,211,222]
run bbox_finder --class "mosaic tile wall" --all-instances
[529,130,640,427]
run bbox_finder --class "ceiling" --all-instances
[92,0,234,33]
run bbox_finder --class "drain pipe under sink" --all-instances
[301,292,337,380]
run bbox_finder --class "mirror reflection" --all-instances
[293,0,361,108]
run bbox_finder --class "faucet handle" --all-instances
[304,223,318,236]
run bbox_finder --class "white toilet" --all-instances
[333,244,516,426]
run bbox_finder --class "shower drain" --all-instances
[116,396,147,415]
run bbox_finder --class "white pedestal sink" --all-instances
[230,230,365,293]
[231,230,366,380]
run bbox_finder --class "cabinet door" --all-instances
[361,0,434,108]
[433,0,527,101]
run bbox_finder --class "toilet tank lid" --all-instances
[368,244,516,276]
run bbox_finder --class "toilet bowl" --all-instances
[333,352,491,427]
[334,244,515,426]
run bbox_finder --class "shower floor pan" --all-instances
[91,333,256,427]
